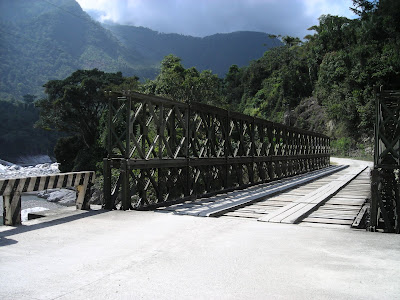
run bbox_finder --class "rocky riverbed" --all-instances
[0,162,60,179]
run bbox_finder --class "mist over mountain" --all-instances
[0,0,281,100]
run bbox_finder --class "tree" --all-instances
[35,69,125,171]
[351,0,377,17]
[36,69,124,147]
[142,54,223,105]
[224,64,244,110]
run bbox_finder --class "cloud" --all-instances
[76,0,356,38]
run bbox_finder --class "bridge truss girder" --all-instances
[370,89,400,233]
[103,92,330,210]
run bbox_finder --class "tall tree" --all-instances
[142,54,223,105]
[35,69,125,171]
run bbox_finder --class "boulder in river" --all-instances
[37,189,76,206]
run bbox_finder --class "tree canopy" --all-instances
[34,69,140,171]
[35,69,125,147]
[142,54,223,106]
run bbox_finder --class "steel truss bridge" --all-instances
[103,92,330,210]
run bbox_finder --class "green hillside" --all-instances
[0,0,281,100]
[0,0,155,100]
[103,24,282,77]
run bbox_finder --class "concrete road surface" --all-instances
[1,209,400,300]
[1,158,399,299]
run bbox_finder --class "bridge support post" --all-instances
[3,192,22,226]
[121,159,131,210]
[103,158,113,210]
[369,168,379,231]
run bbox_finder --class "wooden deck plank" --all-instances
[250,203,286,208]
[307,213,356,220]
[299,222,352,230]
[352,204,369,228]
[259,166,368,224]
[319,205,362,211]
[325,199,365,205]
[197,165,348,217]
[310,209,359,215]
[302,217,354,225]
[235,207,273,214]
[224,211,266,218]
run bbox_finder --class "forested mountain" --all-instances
[0,0,157,100]
[0,0,280,100]
[103,24,282,77]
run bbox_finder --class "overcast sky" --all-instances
[76,0,357,38]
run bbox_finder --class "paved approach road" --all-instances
[1,159,399,300]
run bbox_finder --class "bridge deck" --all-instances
[299,167,370,229]
[155,165,345,216]
[156,161,371,230]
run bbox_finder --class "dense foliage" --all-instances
[141,55,224,105]
[35,69,138,171]
[222,0,399,152]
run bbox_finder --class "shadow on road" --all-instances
[0,209,109,245]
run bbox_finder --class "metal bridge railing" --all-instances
[103,92,330,210]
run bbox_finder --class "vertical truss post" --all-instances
[120,159,130,210]
[370,88,400,232]
[369,168,379,231]
[186,102,191,198]
[125,93,131,160]
[225,111,230,189]
[103,158,113,210]
[121,93,132,210]
[103,92,114,210]
[3,193,21,226]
